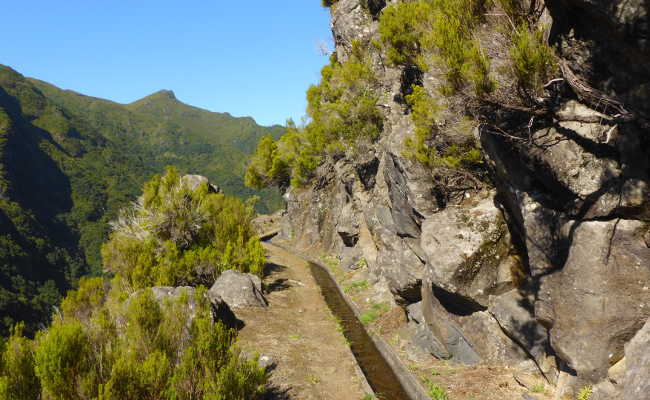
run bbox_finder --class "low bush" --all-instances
[103,166,265,289]
[0,282,267,399]
[379,0,496,96]
[509,23,556,96]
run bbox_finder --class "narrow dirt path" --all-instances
[236,243,368,400]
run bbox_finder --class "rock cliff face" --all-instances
[278,0,650,397]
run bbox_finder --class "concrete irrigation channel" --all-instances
[264,240,430,400]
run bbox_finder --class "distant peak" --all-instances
[153,89,176,100]
[129,89,180,108]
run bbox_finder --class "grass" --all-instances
[288,334,302,340]
[359,303,391,325]
[423,378,449,400]
[344,280,370,293]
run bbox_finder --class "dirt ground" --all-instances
[235,243,369,400]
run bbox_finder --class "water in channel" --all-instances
[307,261,412,400]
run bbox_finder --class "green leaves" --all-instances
[0,325,40,400]
[1,277,267,399]
[34,321,90,400]
[509,24,556,96]
[378,0,496,96]
[246,45,383,190]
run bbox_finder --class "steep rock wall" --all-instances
[278,1,650,397]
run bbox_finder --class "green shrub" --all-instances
[0,325,40,400]
[379,0,496,95]
[102,167,265,289]
[426,380,449,400]
[404,85,441,167]
[404,84,483,171]
[34,321,91,400]
[497,0,528,24]
[379,1,433,68]
[576,386,593,400]
[246,45,383,189]
[509,24,556,96]
[1,280,268,400]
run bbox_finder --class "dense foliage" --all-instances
[378,0,496,96]
[246,45,383,189]
[102,167,265,289]
[0,168,269,399]
[0,281,267,399]
[0,65,280,335]
[509,24,557,97]
[404,85,482,170]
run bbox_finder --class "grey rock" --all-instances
[209,270,267,309]
[421,196,513,307]
[340,246,363,271]
[406,301,423,324]
[411,323,451,360]
[181,174,221,193]
[546,220,650,382]
[405,342,432,363]
[337,202,360,247]
[258,354,276,370]
[355,156,380,191]
[623,318,650,399]
[421,279,533,367]
[489,290,549,365]
[590,380,619,400]
[384,153,422,239]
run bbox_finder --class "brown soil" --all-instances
[236,243,368,400]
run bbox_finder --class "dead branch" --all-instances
[559,60,633,120]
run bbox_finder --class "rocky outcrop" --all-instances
[277,0,650,398]
[208,270,267,309]
[181,174,222,194]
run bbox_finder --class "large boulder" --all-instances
[209,270,267,309]
[420,279,532,367]
[420,195,516,308]
[544,219,650,382]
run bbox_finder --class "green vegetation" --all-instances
[379,0,496,96]
[344,280,370,293]
[102,167,265,289]
[0,65,280,335]
[423,378,449,400]
[576,386,593,400]
[359,303,391,325]
[0,167,270,398]
[509,24,556,96]
[530,384,545,393]
[404,85,483,171]
[0,281,267,399]
[246,44,383,189]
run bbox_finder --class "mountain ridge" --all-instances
[0,63,284,334]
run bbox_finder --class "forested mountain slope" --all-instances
[0,64,282,334]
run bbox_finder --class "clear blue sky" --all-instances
[0,1,333,126]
